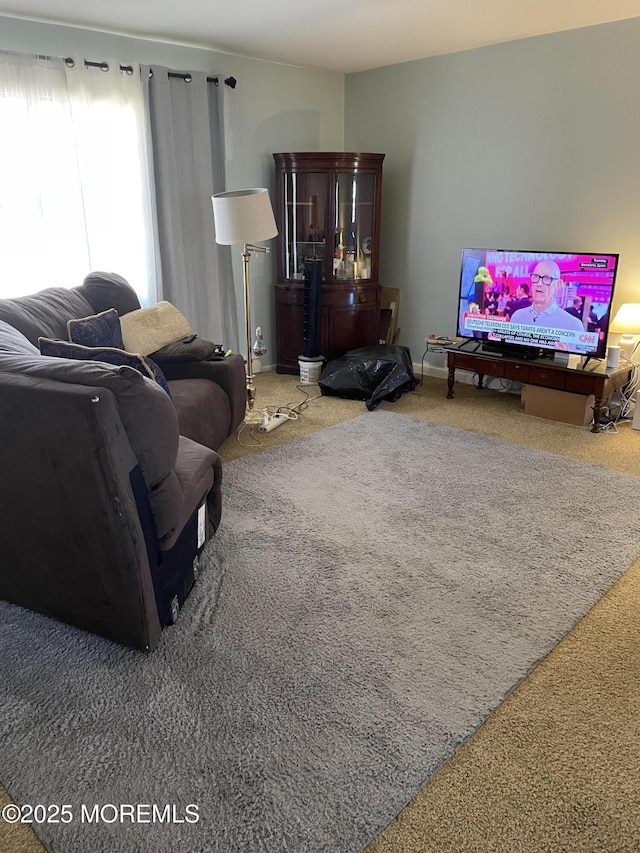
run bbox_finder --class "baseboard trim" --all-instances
[413,362,477,385]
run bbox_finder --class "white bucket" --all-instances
[298,356,323,385]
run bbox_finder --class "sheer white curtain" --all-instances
[0,52,160,304]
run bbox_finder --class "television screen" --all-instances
[457,249,619,359]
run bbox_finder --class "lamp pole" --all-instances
[242,242,269,425]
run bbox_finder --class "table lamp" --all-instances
[212,188,278,425]
[609,302,640,362]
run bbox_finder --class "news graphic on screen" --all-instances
[457,249,619,359]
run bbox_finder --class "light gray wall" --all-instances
[345,18,640,363]
[7,16,640,370]
[0,16,345,361]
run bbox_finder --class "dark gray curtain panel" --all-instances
[143,66,239,350]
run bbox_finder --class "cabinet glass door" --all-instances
[282,171,326,280]
[332,173,375,281]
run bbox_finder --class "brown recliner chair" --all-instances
[0,276,245,651]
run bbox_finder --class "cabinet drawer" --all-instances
[505,362,530,382]
[529,366,565,389]
[354,286,378,306]
[277,288,302,306]
[484,360,505,376]
[277,284,379,308]
[452,353,504,377]
[322,285,379,307]
[565,373,605,395]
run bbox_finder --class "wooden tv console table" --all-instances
[446,346,633,433]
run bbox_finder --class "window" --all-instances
[0,54,159,304]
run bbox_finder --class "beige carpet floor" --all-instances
[3,370,640,853]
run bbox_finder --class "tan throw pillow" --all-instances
[119,302,192,356]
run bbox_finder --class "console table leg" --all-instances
[591,398,604,433]
[447,367,455,398]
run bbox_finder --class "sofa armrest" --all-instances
[0,373,162,650]
[153,353,247,433]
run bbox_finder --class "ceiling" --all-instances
[1,0,640,73]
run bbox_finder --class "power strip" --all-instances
[259,413,288,433]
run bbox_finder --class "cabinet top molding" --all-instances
[274,152,385,171]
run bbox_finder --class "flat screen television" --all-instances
[457,249,619,359]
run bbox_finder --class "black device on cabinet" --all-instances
[303,258,322,359]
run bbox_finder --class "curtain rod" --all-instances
[62,57,237,88]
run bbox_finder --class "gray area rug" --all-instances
[2,411,640,852]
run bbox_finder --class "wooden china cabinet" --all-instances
[273,152,385,373]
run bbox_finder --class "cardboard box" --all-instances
[521,385,595,426]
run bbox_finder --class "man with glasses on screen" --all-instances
[509,260,584,333]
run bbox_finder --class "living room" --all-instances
[2,6,640,853]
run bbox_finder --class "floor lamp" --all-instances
[212,188,278,425]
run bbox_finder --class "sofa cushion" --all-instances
[119,301,192,356]
[79,271,141,317]
[0,351,179,490]
[159,353,246,438]
[152,436,218,550]
[38,338,172,398]
[0,320,40,354]
[0,287,96,345]
[167,378,232,452]
[67,308,124,349]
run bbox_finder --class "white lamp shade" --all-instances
[610,303,640,334]
[212,188,278,245]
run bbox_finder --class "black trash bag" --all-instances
[318,344,418,411]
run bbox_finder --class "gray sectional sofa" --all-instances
[0,273,245,651]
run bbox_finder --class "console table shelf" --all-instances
[446,346,633,432]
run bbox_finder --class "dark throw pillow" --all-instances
[149,336,218,363]
[67,307,124,349]
[38,338,172,397]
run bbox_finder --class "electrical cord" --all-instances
[263,406,299,421]
[420,338,459,385]
[263,384,323,416]
[618,361,639,418]
[419,348,428,385]
[597,360,639,432]
[233,422,264,448]
[278,384,324,416]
